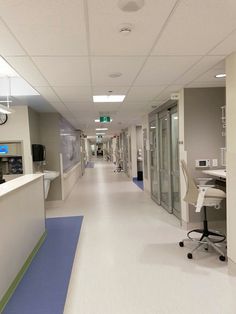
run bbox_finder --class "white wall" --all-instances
[226,52,236,264]
[0,106,33,174]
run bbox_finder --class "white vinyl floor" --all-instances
[46,160,236,314]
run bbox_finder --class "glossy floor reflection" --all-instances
[47,160,236,314]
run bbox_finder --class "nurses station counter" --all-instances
[0,174,46,311]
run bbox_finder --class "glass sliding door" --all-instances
[159,111,172,213]
[150,118,160,203]
[170,109,181,218]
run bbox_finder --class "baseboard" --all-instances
[0,232,47,312]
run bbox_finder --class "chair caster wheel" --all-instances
[179,241,184,247]
[187,253,193,259]
[219,255,226,262]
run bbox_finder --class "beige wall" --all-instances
[0,106,33,174]
[39,113,62,201]
[226,52,236,264]
[183,87,226,224]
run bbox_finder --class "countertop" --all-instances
[202,169,226,179]
[0,174,44,198]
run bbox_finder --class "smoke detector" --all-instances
[118,0,145,12]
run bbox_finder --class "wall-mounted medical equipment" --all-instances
[195,159,210,168]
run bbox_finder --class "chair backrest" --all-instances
[180,160,199,205]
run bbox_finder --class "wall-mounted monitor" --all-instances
[0,145,8,155]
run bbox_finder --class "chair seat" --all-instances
[204,187,226,199]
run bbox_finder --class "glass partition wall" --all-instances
[149,105,181,219]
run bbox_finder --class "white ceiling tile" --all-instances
[194,62,226,83]
[0,20,25,56]
[91,56,145,86]
[93,86,129,95]
[152,0,236,55]
[0,0,88,55]
[175,56,225,85]
[32,57,91,86]
[53,86,92,103]
[126,85,167,102]
[134,56,200,85]
[35,86,61,102]
[6,56,48,86]
[49,101,70,112]
[63,102,94,111]
[88,0,177,55]
[209,29,236,56]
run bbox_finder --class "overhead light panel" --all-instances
[93,95,125,103]
[96,128,108,131]
[0,57,19,77]
[96,133,106,135]
[215,73,226,78]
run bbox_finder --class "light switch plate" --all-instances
[212,159,218,167]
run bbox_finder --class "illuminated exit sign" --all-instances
[100,116,110,123]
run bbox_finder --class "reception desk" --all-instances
[0,174,46,311]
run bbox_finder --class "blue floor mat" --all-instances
[133,177,144,190]
[3,216,83,314]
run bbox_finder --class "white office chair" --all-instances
[179,160,226,261]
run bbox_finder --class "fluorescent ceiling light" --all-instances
[0,104,14,114]
[150,126,156,129]
[93,95,125,103]
[0,57,19,77]
[96,133,106,135]
[96,128,108,131]
[215,73,226,78]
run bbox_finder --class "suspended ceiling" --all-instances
[0,0,235,135]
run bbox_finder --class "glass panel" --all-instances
[149,120,159,201]
[171,111,180,217]
[143,128,148,179]
[159,115,170,210]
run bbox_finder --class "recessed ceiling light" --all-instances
[215,73,226,78]
[93,95,126,103]
[118,0,145,12]
[96,133,106,135]
[96,128,108,131]
[109,72,122,78]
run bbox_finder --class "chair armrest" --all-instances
[196,186,210,213]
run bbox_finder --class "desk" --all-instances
[202,169,226,179]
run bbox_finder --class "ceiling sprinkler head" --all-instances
[119,23,134,35]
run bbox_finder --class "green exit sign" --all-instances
[100,116,110,123]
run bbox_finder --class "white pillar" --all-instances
[226,53,236,264]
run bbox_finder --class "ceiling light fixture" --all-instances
[93,95,126,103]
[118,0,145,12]
[215,73,226,78]
[96,133,106,135]
[96,128,108,131]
